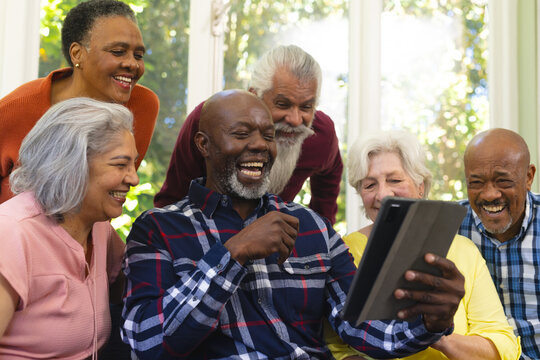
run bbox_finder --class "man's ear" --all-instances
[194,131,210,158]
[526,164,536,190]
[70,42,85,67]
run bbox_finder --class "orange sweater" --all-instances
[0,68,159,204]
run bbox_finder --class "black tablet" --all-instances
[341,197,466,325]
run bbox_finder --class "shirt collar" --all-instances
[472,191,532,243]
[188,177,272,218]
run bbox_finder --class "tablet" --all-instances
[341,197,466,326]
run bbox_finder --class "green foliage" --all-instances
[384,0,488,202]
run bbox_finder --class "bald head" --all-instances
[199,89,269,134]
[464,128,536,242]
[465,128,530,169]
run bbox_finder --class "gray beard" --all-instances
[221,160,270,200]
[484,217,513,236]
[268,123,315,195]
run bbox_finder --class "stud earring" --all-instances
[75,63,80,68]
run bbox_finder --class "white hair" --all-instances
[10,97,134,219]
[348,130,432,198]
[250,44,322,106]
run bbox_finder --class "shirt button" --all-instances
[304,265,310,270]
[193,296,198,301]
[257,298,262,304]
[217,264,223,270]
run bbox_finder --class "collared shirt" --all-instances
[459,191,540,359]
[122,178,447,359]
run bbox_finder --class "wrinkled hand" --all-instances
[394,253,465,333]
[225,211,299,265]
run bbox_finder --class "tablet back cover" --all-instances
[341,197,414,323]
[341,198,466,326]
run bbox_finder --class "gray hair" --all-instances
[250,45,322,106]
[10,97,134,218]
[348,130,432,198]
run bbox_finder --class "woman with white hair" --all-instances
[0,97,139,359]
[328,130,520,360]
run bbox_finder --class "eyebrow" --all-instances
[274,94,315,105]
[110,154,139,162]
[104,41,146,53]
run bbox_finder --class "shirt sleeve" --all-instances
[154,102,206,208]
[324,226,449,358]
[0,217,29,309]
[121,211,247,360]
[307,112,343,224]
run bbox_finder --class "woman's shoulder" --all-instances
[447,234,484,273]
[131,83,159,104]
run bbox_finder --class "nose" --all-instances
[482,182,502,201]
[248,132,270,152]
[125,166,140,187]
[375,183,394,202]
[123,54,141,72]
[284,108,303,127]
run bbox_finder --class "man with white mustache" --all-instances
[458,128,539,359]
[154,45,342,224]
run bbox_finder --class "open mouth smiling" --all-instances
[238,161,264,178]
[113,75,133,87]
[481,203,505,214]
[109,191,128,201]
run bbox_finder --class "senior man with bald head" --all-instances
[122,89,466,360]
[459,128,538,359]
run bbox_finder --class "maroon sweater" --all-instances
[154,102,343,224]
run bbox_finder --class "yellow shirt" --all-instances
[327,232,521,360]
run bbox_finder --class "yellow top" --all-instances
[326,232,521,360]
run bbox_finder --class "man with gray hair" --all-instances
[154,45,342,224]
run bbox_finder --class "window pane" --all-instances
[381,0,489,201]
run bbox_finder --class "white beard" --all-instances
[221,160,271,200]
[268,122,315,195]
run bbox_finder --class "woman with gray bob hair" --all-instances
[0,97,139,358]
[347,129,432,199]
[249,44,322,106]
[10,97,133,218]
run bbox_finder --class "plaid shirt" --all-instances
[459,192,540,360]
[122,179,447,359]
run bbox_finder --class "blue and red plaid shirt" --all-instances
[121,178,447,359]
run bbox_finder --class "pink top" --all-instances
[0,192,125,359]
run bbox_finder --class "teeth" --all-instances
[241,169,262,177]
[240,162,263,168]
[110,191,127,199]
[114,76,132,84]
[483,204,504,213]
